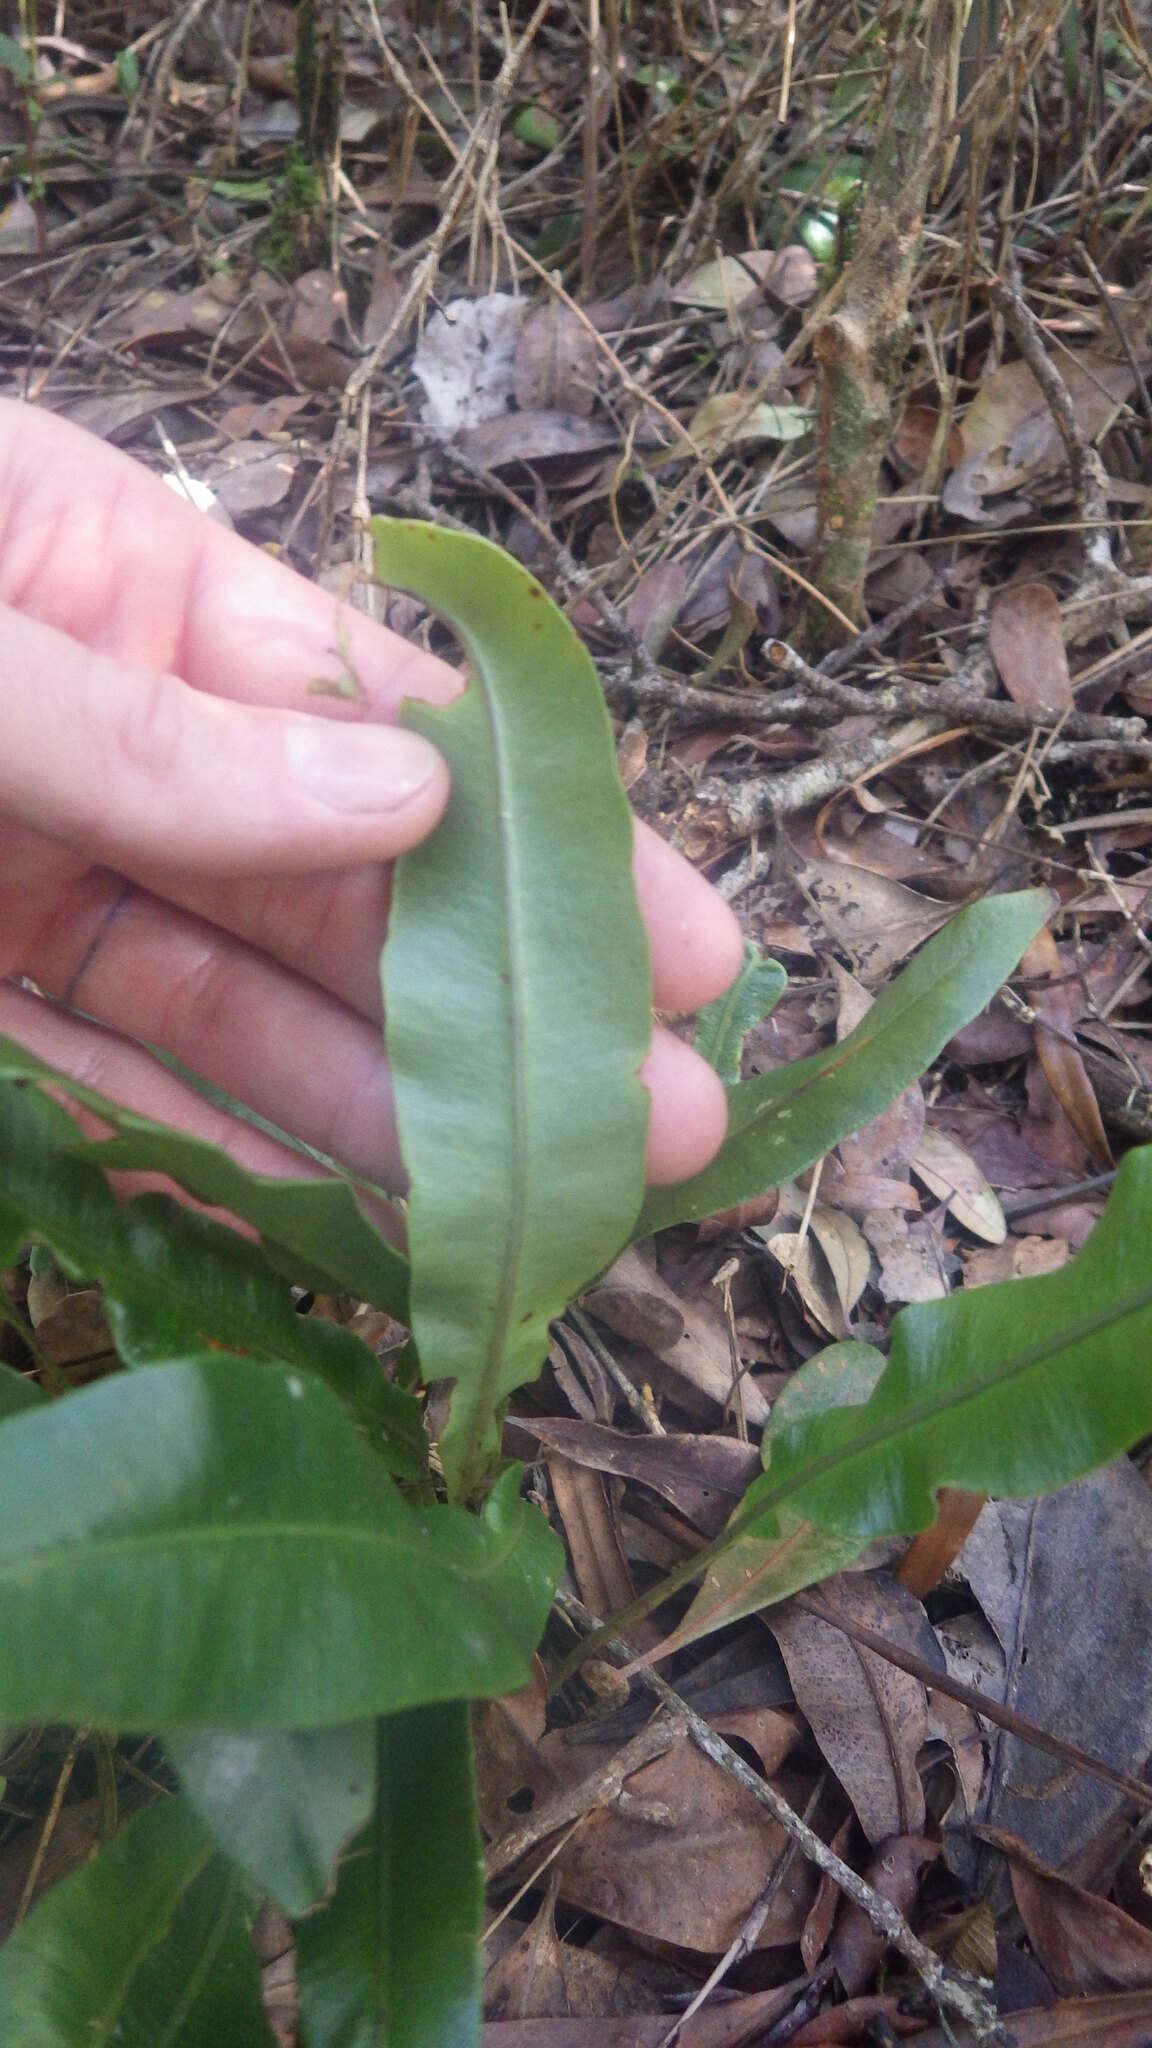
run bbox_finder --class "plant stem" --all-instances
[808,1,954,650]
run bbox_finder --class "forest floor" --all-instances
[4,3,1152,2043]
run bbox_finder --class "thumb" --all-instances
[0,604,449,873]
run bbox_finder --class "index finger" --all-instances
[0,399,743,1008]
[0,397,456,719]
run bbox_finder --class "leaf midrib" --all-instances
[448,651,531,1494]
[23,1182,348,1379]
[0,1513,525,1584]
[737,920,992,1134]
[741,1277,1152,1533]
[92,1841,213,2046]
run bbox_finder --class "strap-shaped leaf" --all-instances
[168,1723,376,1918]
[0,1033,408,1315]
[0,1359,560,1727]
[0,1797,274,2048]
[0,1080,422,1474]
[694,943,786,1082]
[374,519,652,1498]
[297,1703,482,2048]
[615,1156,1152,1667]
[747,1145,1152,1545]
[638,887,1052,1233]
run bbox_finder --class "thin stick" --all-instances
[657,1782,823,2047]
[985,255,1116,582]
[484,1711,680,1882]
[790,1593,1152,1812]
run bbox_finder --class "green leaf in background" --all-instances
[169,1723,375,1917]
[0,1081,422,1475]
[0,1797,274,2048]
[745,1146,1152,1550]
[0,1033,409,1316]
[0,1359,560,1728]
[512,102,561,152]
[638,888,1052,1234]
[0,1362,46,1418]
[297,1703,482,2048]
[0,33,33,84]
[115,45,140,96]
[645,1342,887,1664]
[694,942,786,1083]
[374,519,652,1499]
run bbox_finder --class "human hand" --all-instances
[0,400,743,1194]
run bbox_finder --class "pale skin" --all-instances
[0,399,744,1199]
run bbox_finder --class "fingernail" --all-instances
[285,723,441,813]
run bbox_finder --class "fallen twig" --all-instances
[483,1710,681,1883]
[553,1589,1009,2046]
[986,255,1118,583]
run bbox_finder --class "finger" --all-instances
[1,404,743,999]
[137,814,744,1023]
[0,603,450,874]
[20,885,728,1187]
[640,1030,729,1185]
[631,823,744,1013]
[0,982,332,1185]
[0,398,457,719]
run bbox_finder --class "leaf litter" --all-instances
[7,1,1152,2040]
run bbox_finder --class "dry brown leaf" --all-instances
[807,1207,872,1321]
[911,1127,1006,1244]
[829,1835,940,1994]
[483,1980,807,2047]
[1021,928,1112,1168]
[800,1813,854,1972]
[989,581,1072,715]
[822,1166,922,1217]
[769,1574,934,1842]
[799,861,954,977]
[891,401,964,474]
[594,1248,771,1425]
[546,1453,643,1633]
[979,1828,1152,1995]
[484,1879,654,2022]
[960,349,1142,465]
[615,722,648,791]
[862,1211,949,1303]
[455,410,624,469]
[963,1236,1070,1287]
[477,1691,814,1952]
[513,300,600,416]
[789,1997,927,2042]
[362,241,402,346]
[899,1488,987,1598]
[625,561,689,658]
[913,1992,1152,2048]
[201,440,298,517]
[673,244,817,311]
[31,1289,114,1381]
[112,285,232,347]
[684,391,812,455]
[518,1416,759,1539]
[832,963,926,1180]
[765,1230,849,1338]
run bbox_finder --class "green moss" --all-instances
[257,149,323,276]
